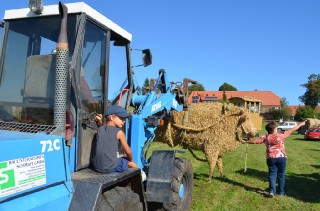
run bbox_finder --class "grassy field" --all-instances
[149,127,320,210]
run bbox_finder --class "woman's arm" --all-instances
[284,120,307,137]
[292,120,307,132]
[242,136,265,144]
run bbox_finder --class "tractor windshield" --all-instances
[0,15,76,125]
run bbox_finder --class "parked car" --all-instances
[304,128,320,141]
[277,121,298,132]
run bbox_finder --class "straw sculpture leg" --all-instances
[216,156,223,177]
[203,144,220,182]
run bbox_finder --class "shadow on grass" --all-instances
[237,168,268,181]
[193,170,271,198]
[216,176,271,198]
[285,172,320,203]
[194,167,320,203]
[309,149,320,152]
[311,164,320,169]
[237,168,320,203]
[292,137,305,141]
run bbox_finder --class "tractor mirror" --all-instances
[142,49,152,67]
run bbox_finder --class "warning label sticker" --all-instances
[0,154,46,198]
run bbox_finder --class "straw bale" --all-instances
[306,118,320,129]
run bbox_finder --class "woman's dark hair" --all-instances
[265,122,277,134]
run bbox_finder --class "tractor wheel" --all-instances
[163,158,193,211]
[96,186,143,211]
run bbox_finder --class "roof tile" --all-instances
[188,91,281,106]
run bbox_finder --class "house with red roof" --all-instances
[188,90,281,120]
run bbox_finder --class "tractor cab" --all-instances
[0,2,151,173]
[0,2,145,208]
[0,2,132,125]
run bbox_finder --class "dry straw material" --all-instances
[155,102,257,182]
[306,118,320,129]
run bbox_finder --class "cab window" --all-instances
[80,21,106,114]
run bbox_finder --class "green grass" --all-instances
[148,128,320,210]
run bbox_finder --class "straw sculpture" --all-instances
[154,102,257,182]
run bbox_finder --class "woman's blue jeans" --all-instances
[266,157,286,195]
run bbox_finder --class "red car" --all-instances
[304,128,320,140]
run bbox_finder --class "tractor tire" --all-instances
[96,186,143,211]
[163,158,193,211]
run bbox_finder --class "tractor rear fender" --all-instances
[146,150,183,203]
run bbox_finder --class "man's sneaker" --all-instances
[269,193,275,198]
[141,170,147,181]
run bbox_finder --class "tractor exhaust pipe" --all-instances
[53,2,68,136]
[29,0,43,14]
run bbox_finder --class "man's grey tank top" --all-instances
[91,126,119,173]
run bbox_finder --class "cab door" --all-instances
[0,22,4,68]
[75,18,107,170]
[0,22,3,52]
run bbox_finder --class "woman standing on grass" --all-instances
[242,120,306,198]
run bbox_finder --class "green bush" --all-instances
[295,106,317,121]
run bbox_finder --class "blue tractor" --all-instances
[0,1,193,210]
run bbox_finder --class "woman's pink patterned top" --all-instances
[251,130,294,158]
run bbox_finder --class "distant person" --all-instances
[91,105,138,173]
[242,120,306,198]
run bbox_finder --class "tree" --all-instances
[271,97,292,121]
[271,107,292,121]
[218,82,237,91]
[188,83,205,94]
[280,97,292,120]
[280,97,289,107]
[271,108,282,121]
[142,77,150,94]
[294,106,317,122]
[281,107,293,121]
[299,74,320,109]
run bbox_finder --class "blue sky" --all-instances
[1,0,319,105]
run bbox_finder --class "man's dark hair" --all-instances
[265,122,277,134]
